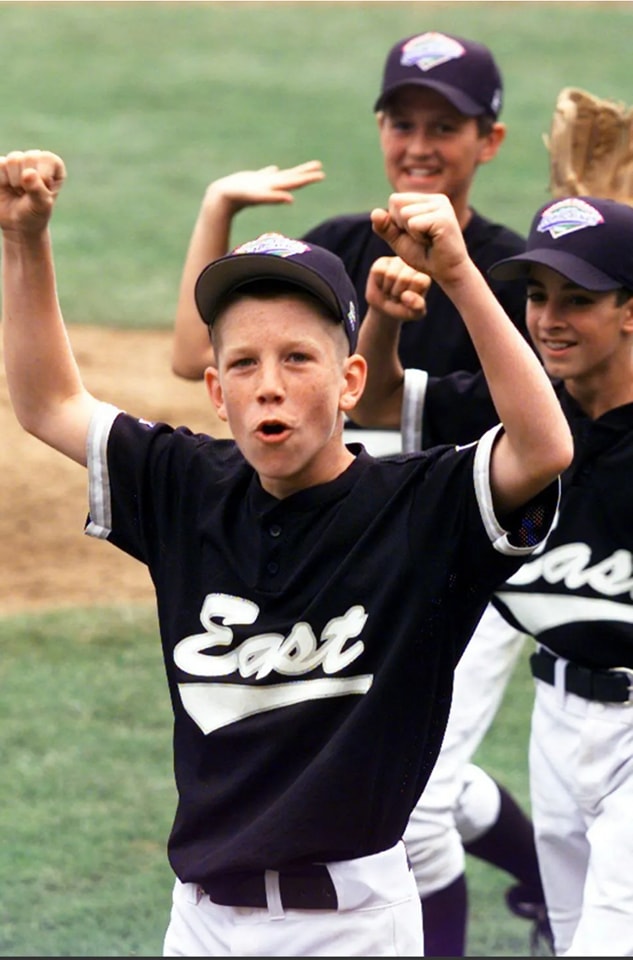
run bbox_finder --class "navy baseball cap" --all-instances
[195,233,359,352]
[374,31,503,119]
[489,196,633,291]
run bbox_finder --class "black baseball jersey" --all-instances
[301,209,528,374]
[85,402,557,889]
[404,367,501,450]
[493,385,633,671]
[403,374,633,670]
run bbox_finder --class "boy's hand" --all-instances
[366,256,429,323]
[0,150,66,235]
[371,192,469,287]
[204,160,325,216]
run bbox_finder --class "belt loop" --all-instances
[611,666,633,706]
[264,869,285,919]
[554,655,567,707]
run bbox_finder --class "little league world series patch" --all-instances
[537,198,605,239]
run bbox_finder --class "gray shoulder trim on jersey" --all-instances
[402,368,428,452]
[473,425,504,547]
[85,402,121,541]
[472,424,556,557]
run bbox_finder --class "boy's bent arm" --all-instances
[172,161,325,380]
[171,186,232,379]
[352,255,429,429]
[441,260,572,512]
[352,303,404,428]
[1,151,97,466]
[372,193,573,514]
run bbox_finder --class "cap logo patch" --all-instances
[537,198,605,239]
[347,301,357,334]
[233,233,309,258]
[400,31,466,73]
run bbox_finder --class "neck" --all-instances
[565,371,633,420]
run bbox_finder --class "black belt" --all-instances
[530,648,633,704]
[203,864,338,910]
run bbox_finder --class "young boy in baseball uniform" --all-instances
[360,193,633,955]
[0,148,571,957]
[169,30,550,955]
[487,195,633,956]
[171,31,526,426]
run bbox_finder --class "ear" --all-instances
[340,353,368,413]
[621,296,633,335]
[478,121,506,165]
[204,366,228,422]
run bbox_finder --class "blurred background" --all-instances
[1,1,630,328]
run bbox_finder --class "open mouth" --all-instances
[407,167,438,178]
[542,339,574,352]
[258,420,290,438]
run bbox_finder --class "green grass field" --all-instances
[1,0,631,330]
[1,1,630,955]
[0,605,539,957]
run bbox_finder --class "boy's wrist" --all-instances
[201,185,242,221]
[2,225,51,250]
[435,259,485,299]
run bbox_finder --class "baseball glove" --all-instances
[544,86,633,205]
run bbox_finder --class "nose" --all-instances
[256,361,285,402]
[529,304,567,348]
[538,301,564,331]
[406,125,434,155]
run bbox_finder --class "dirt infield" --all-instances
[0,326,231,617]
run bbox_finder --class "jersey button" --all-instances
[269,524,282,538]
[266,560,279,575]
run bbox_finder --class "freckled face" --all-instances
[206,292,362,499]
[377,87,501,212]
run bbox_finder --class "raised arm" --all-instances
[0,150,97,466]
[372,193,573,514]
[351,256,429,429]
[171,160,325,380]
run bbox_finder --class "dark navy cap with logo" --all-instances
[489,196,633,291]
[374,31,503,119]
[195,233,359,352]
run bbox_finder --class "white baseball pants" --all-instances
[404,603,527,894]
[162,840,423,956]
[530,676,633,956]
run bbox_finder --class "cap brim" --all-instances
[374,79,485,115]
[195,253,342,327]
[489,249,620,291]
